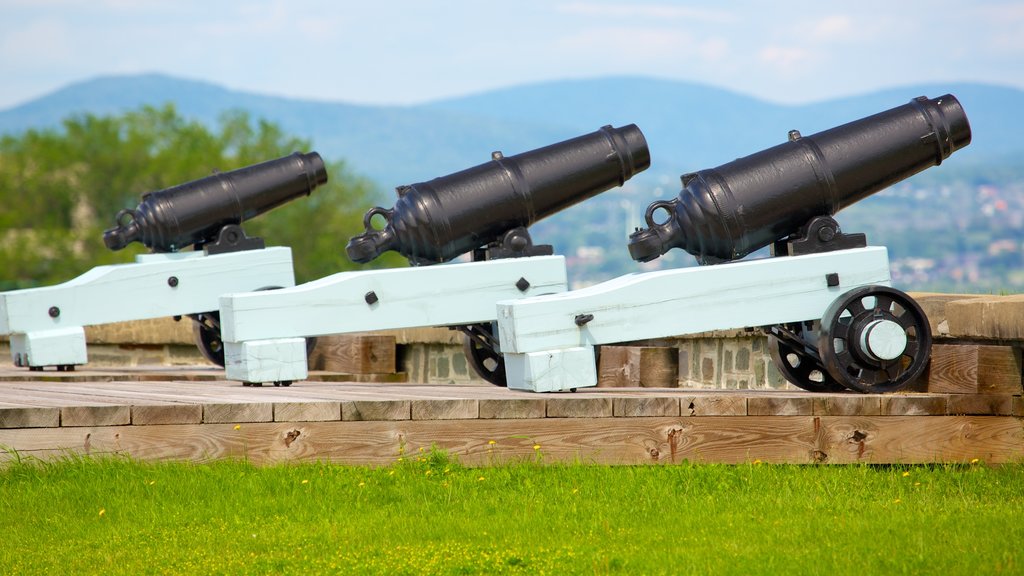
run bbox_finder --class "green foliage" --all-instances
[0,456,1021,574]
[0,105,402,290]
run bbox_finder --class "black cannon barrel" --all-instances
[346,124,650,264]
[628,94,972,264]
[103,151,327,252]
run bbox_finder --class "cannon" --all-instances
[629,95,970,264]
[0,152,326,370]
[348,124,649,265]
[104,151,326,253]
[494,95,971,394]
[217,126,650,386]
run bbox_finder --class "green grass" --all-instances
[1,450,1021,575]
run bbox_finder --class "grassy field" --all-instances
[1,450,1021,575]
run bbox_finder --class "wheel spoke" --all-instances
[871,294,894,314]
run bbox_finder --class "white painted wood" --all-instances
[220,256,567,342]
[225,338,308,383]
[505,347,598,392]
[0,247,295,368]
[0,248,295,332]
[497,248,891,356]
[9,327,87,368]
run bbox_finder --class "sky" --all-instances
[1,0,1023,110]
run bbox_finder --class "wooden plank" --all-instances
[813,396,881,416]
[613,397,680,417]
[341,400,411,421]
[681,395,746,416]
[748,396,813,416]
[203,403,273,423]
[0,407,60,428]
[946,294,1024,340]
[546,397,613,418]
[925,344,1022,395]
[61,405,131,427]
[132,405,203,425]
[478,399,547,419]
[946,395,1015,416]
[411,399,478,420]
[308,334,397,374]
[597,346,678,388]
[881,395,948,416]
[0,416,1020,465]
[1014,396,1023,417]
[274,402,342,422]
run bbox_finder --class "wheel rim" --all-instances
[191,311,225,367]
[818,286,931,393]
[767,332,847,393]
[461,323,507,387]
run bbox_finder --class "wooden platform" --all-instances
[0,366,1021,466]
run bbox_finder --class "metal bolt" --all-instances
[48,306,60,318]
[365,291,379,305]
[817,226,836,242]
[574,313,594,327]
[515,277,531,292]
[168,276,179,288]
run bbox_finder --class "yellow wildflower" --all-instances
[98,509,106,517]
[901,471,910,477]
[533,444,541,451]
[301,479,309,484]
[233,424,241,431]
[478,476,485,481]
[970,458,980,465]
[488,440,496,445]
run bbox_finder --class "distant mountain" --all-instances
[2,73,1021,191]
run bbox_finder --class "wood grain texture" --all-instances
[0,407,59,428]
[613,397,680,417]
[308,334,397,374]
[203,403,273,423]
[341,400,411,421]
[1,416,1019,465]
[747,396,814,416]
[925,344,1022,395]
[411,399,478,420]
[132,404,202,425]
[274,402,342,422]
[546,397,613,418]
[61,405,131,427]
[478,399,547,419]
[597,346,678,388]
[681,395,746,416]
[881,396,948,416]
[813,396,881,416]
[946,394,1015,416]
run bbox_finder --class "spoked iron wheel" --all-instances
[818,286,932,394]
[460,323,506,387]
[767,324,846,392]
[191,311,225,367]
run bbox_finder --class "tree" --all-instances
[0,104,403,290]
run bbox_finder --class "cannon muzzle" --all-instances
[628,94,971,264]
[103,151,327,252]
[347,124,650,264]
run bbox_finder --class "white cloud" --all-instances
[555,2,733,23]
[811,14,854,41]
[758,45,815,72]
